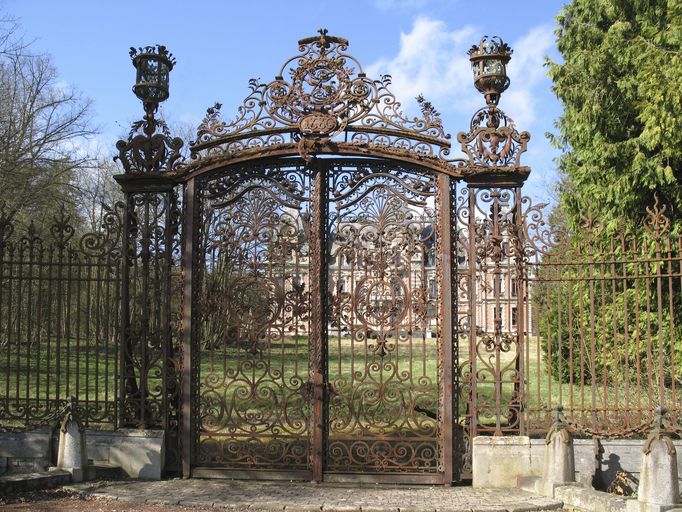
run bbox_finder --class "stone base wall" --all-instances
[473,436,682,489]
[1,430,675,486]
[0,428,164,480]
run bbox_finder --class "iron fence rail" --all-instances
[0,205,122,431]
[523,200,682,437]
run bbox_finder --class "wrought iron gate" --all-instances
[185,159,456,483]
[114,32,531,482]
[5,28,680,486]
[194,162,313,477]
[324,160,451,480]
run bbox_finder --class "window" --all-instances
[511,279,518,298]
[511,307,518,327]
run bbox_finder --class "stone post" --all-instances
[56,396,87,482]
[626,407,680,512]
[540,405,576,496]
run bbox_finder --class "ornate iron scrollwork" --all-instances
[457,107,530,177]
[115,119,184,174]
[191,29,451,163]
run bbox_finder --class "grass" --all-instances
[1,332,675,435]
[0,336,118,429]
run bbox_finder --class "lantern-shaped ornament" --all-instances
[468,36,512,108]
[129,45,176,110]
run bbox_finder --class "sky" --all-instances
[4,0,568,202]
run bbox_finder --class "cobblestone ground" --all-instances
[60,479,564,512]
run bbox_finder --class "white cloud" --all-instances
[366,18,555,131]
[366,18,478,115]
[504,25,555,129]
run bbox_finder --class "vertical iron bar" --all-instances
[77,253,83,408]
[437,174,453,483]
[65,247,73,401]
[632,237,642,413]
[16,242,23,416]
[621,232,630,419]
[599,242,607,412]
[0,244,6,416]
[35,244,43,411]
[140,198,150,427]
[46,249,53,413]
[94,258,101,419]
[162,191,174,473]
[609,236,618,413]
[588,238,596,427]
[119,193,132,429]
[513,187,525,434]
[667,238,676,410]
[25,238,33,419]
[309,160,326,482]
[567,257,575,416]
[181,178,196,478]
[466,187,478,441]
[655,236,665,406]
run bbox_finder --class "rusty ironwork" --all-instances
[113,45,184,474]
[160,31,531,483]
[194,162,312,473]
[175,30,468,483]
[467,36,512,108]
[116,45,183,175]
[325,160,443,477]
[0,203,122,430]
[522,196,682,439]
[188,30,453,171]
[9,30,679,485]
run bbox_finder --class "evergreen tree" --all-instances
[548,0,682,233]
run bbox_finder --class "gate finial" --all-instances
[115,44,184,174]
[458,36,530,186]
[468,36,513,109]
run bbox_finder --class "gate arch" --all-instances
[115,32,532,482]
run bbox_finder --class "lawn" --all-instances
[1,331,675,436]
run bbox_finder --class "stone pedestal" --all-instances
[473,436,532,488]
[518,405,576,497]
[538,425,576,496]
[626,407,681,512]
[56,397,87,483]
[626,438,681,512]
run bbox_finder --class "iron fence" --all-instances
[0,204,122,430]
[523,198,682,437]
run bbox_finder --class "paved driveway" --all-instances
[63,479,563,512]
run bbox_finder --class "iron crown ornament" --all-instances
[468,36,512,108]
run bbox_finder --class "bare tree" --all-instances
[0,16,96,232]
[76,152,124,232]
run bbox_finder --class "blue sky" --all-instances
[5,0,568,201]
